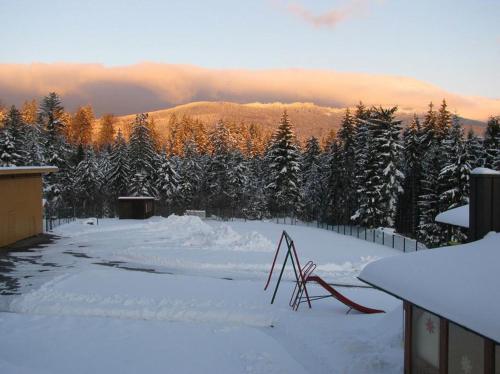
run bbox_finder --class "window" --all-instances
[448,322,484,374]
[412,306,440,374]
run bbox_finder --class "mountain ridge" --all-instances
[111,101,487,142]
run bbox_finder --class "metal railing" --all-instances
[43,207,76,232]
[313,223,426,252]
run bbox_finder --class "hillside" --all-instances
[111,101,487,142]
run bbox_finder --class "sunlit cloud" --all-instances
[278,0,377,28]
[0,62,498,120]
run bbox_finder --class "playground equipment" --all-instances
[264,230,384,314]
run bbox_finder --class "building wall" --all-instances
[0,174,43,247]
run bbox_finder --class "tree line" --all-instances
[0,93,499,247]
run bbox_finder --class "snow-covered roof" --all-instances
[435,204,469,228]
[0,166,58,176]
[359,232,500,343]
[118,196,156,200]
[471,167,500,175]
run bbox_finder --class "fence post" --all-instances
[416,240,418,251]
[403,237,406,252]
[365,228,367,240]
[350,225,352,236]
[373,230,375,242]
[382,232,385,245]
[392,235,395,248]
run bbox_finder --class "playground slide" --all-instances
[306,276,385,314]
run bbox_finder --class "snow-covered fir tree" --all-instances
[396,114,423,236]
[418,140,444,247]
[242,155,268,219]
[439,116,470,211]
[465,129,484,169]
[0,106,28,166]
[483,116,500,170]
[157,151,180,213]
[352,102,371,218]
[324,138,343,223]
[265,111,302,216]
[301,136,322,221]
[128,113,158,196]
[353,107,403,228]
[38,93,71,206]
[177,140,203,209]
[73,148,104,216]
[206,120,235,214]
[226,150,249,212]
[420,102,438,151]
[336,109,357,223]
[107,130,130,200]
[435,99,452,142]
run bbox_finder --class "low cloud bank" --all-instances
[0,62,497,120]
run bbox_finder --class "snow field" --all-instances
[0,216,404,373]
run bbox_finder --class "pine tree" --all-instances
[108,130,131,202]
[206,120,235,214]
[352,102,371,219]
[436,99,452,141]
[70,105,94,146]
[39,93,71,206]
[397,114,423,236]
[265,111,302,216]
[128,113,158,196]
[353,107,403,227]
[97,114,116,151]
[24,124,45,166]
[301,136,322,221]
[21,99,38,125]
[418,141,444,247]
[39,92,65,137]
[439,116,470,209]
[242,155,268,219]
[420,102,438,150]
[336,109,357,223]
[465,129,484,170]
[177,140,203,209]
[227,150,249,213]
[483,116,500,170]
[324,138,343,223]
[0,106,28,166]
[157,151,180,213]
[73,148,103,216]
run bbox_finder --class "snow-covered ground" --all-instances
[0,216,404,373]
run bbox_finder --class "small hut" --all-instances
[118,196,155,219]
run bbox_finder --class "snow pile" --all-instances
[144,215,274,252]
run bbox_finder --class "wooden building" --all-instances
[0,166,58,248]
[118,196,156,219]
[359,168,500,374]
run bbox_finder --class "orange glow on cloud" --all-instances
[0,62,498,120]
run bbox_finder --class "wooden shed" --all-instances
[118,197,155,219]
[0,166,58,248]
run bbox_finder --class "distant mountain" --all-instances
[112,101,487,141]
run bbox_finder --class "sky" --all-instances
[0,0,499,117]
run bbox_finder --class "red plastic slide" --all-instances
[306,275,385,314]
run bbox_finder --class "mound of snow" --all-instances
[144,215,274,252]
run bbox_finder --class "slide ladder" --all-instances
[265,230,384,314]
